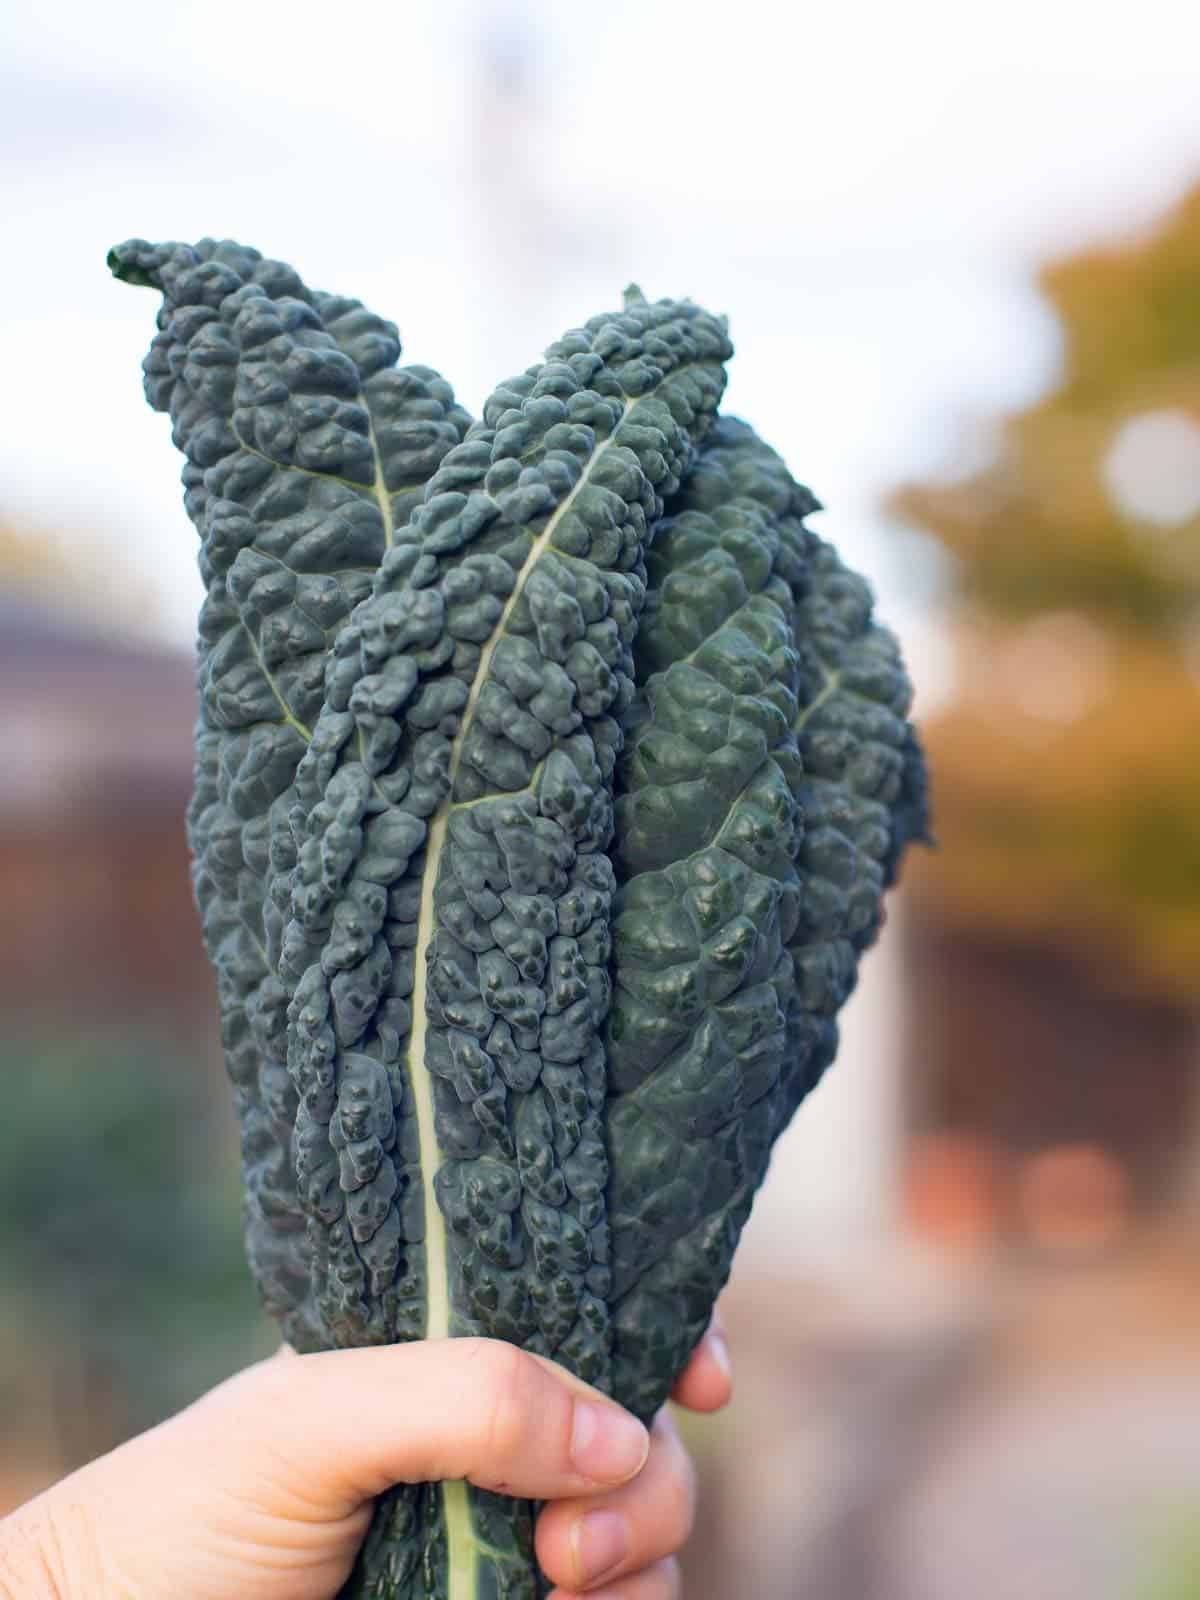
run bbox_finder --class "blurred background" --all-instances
[3,1,1200,1593]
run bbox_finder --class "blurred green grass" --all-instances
[0,1029,271,1469]
[1138,1517,1200,1600]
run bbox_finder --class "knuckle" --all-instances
[474,1340,536,1465]
[23,1482,103,1599]
[9,1506,68,1599]
[250,1348,330,1442]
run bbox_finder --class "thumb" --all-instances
[190,1337,651,1514]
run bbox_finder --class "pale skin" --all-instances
[0,1317,731,1600]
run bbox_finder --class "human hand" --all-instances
[1,1318,731,1600]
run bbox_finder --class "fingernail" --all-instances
[569,1400,649,1483]
[570,1508,630,1589]
[710,1331,732,1382]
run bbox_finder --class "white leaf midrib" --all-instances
[406,356,713,1598]
[407,399,635,1354]
[407,402,634,1600]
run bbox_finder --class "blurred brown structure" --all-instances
[0,597,214,1032]
[0,599,252,1518]
[889,185,1200,1246]
[903,922,1198,1233]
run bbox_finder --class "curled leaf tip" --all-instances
[107,239,161,289]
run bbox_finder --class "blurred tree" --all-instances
[0,1031,269,1476]
[891,183,1200,1000]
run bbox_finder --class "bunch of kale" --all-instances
[112,237,927,1600]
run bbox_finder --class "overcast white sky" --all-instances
[4,0,1199,703]
[4,0,1199,1256]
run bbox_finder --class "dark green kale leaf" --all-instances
[282,291,732,1597]
[108,238,471,1352]
[606,418,929,1419]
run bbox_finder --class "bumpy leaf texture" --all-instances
[111,237,929,1600]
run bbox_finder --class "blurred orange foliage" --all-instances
[891,183,1200,999]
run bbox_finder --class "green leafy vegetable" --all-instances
[111,236,928,1600]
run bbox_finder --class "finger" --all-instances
[186,1338,650,1516]
[669,1314,731,1414]
[547,1555,682,1600]
[536,1411,694,1593]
